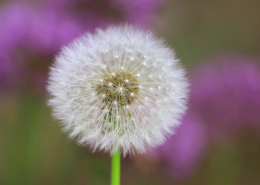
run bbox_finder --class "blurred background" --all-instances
[1,0,260,184]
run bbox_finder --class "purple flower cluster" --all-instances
[0,2,83,94]
[0,0,163,95]
[157,112,207,179]
[156,55,260,179]
[190,55,260,137]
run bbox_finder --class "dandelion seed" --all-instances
[47,25,189,156]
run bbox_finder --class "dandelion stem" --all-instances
[111,149,120,185]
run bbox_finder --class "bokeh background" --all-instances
[1,0,260,184]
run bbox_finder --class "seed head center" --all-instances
[96,72,139,107]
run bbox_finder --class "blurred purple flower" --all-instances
[157,112,207,179]
[0,2,83,94]
[190,55,260,139]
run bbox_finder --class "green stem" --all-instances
[111,149,120,185]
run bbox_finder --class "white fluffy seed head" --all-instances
[47,25,189,156]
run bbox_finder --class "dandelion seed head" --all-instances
[96,72,139,107]
[47,25,189,156]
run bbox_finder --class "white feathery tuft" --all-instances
[47,25,189,156]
